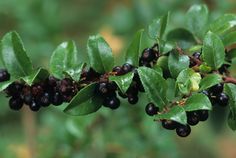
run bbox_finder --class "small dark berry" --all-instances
[216,93,229,107]
[162,120,178,130]
[218,64,230,74]
[39,93,50,107]
[139,59,151,67]
[122,63,133,73]
[187,111,199,126]
[103,96,120,110]
[176,124,191,137]
[141,48,156,62]
[192,52,201,60]
[96,82,109,96]
[24,93,33,105]
[209,83,224,95]
[145,103,159,116]
[0,69,10,82]
[197,110,209,121]
[9,97,23,110]
[201,90,210,97]
[112,66,124,76]
[29,101,40,112]
[51,92,63,106]
[128,95,138,104]
[5,82,23,97]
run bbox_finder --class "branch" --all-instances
[223,76,236,84]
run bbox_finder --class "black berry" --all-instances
[5,82,23,97]
[176,124,191,137]
[141,48,156,62]
[187,111,199,126]
[145,103,159,116]
[51,92,63,106]
[112,66,124,76]
[9,97,23,111]
[29,100,40,111]
[192,52,201,60]
[201,90,210,97]
[23,93,33,105]
[103,96,120,110]
[122,63,133,74]
[0,69,10,82]
[216,92,229,107]
[209,83,224,95]
[96,82,109,96]
[162,120,178,130]
[39,93,50,107]
[197,110,209,121]
[128,95,138,104]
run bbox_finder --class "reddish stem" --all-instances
[223,76,236,84]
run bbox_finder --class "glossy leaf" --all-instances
[224,84,236,131]
[166,28,196,50]
[166,78,177,102]
[0,79,15,91]
[202,31,225,70]
[137,67,167,109]
[199,74,222,91]
[125,30,144,66]
[109,72,134,94]
[155,106,187,125]
[148,12,170,40]
[210,14,236,35]
[184,93,212,111]
[22,68,49,86]
[222,31,236,46]
[0,31,33,78]
[50,41,83,80]
[87,35,114,73]
[64,63,85,81]
[168,50,190,78]
[186,4,208,38]
[152,65,163,76]
[64,83,103,116]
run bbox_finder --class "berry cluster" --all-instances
[139,44,159,67]
[1,71,79,111]
[202,83,229,107]
[144,102,209,137]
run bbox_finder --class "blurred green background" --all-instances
[1,0,236,158]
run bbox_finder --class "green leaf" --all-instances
[152,65,163,76]
[186,4,208,39]
[155,106,187,125]
[109,72,134,94]
[202,31,225,70]
[0,31,33,78]
[210,14,236,35]
[199,74,222,91]
[64,83,103,116]
[87,35,114,73]
[125,30,144,66]
[184,93,212,111]
[22,68,49,86]
[137,67,167,109]
[168,50,190,78]
[166,78,177,102]
[222,31,236,47]
[64,63,85,81]
[224,84,236,131]
[148,12,170,40]
[166,28,196,50]
[50,41,83,80]
[176,69,194,94]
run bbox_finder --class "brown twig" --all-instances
[223,76,236,84]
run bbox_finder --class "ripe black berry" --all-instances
[112,66,124,76]
[103,96,120,110]
[128,95,138,104]
[192,52,201,60]
[197,110,209,121]
[51,92,63,106]
[187,111,199,126]
[201,90,210,97]
[29,101,40,111]
[145,103,159,116]
[9,97,23,110]
[216,93,229,107]
[96,82,109,96]
[141,48,156,62]
[176,124,191,137]
[23,93,33,105]
[162,120,178,130]
[209,83,224,95]
[122,63,133,74]
[0,69,10,82]
[39,93,50,107]
[5,82,23,97]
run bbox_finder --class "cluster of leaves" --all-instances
[0,4,236,134]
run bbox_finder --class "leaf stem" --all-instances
[223,76,236,84]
